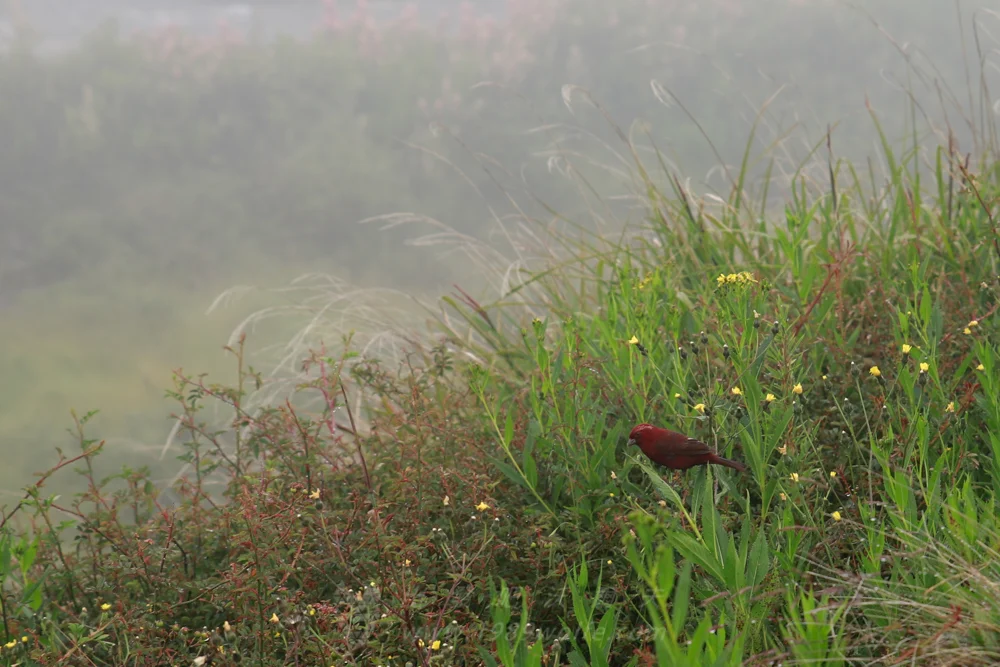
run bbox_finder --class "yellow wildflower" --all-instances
[832,511,842,522]
[717,271,757,287]
[963,328,972,335]
[829,471,837,478]
[945,402,955,413]
[976,363,985,371]
[443,495,450,506]
[270,613,280,624]
[777,445,787,456]
[431,640,442,650]
[901,344,912,355]
[309,489,320,499]
[475,501,490,511]
[628,335,639,346]
[792,383,803,395]
[731,387,743,396]
[790,472,799,483]
[968,320,979,328]
[779,492,787,501]
[869,366,881,378]
[101,603,111,611]
[694,403,706,413]
[919,362,929,372]
[765,393,776,402]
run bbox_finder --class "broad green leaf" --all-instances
[747,529,771,588]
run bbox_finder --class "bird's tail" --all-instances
[713,455,747,472]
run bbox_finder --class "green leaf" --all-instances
[0,532,12,578]
[668,531,724,583]
[747,529,771,588]
[919,286,931,327]
[637,460,683,509]
[749,333,776,379]
[524,420,540,458]
[22,578,45,612]
[18,536,38,572]
[523,451,538,489]
[492,459,531,492]
[527,639,545,666]
[592,607,618,666]
[671,561,692,630]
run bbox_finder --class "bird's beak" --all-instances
[626,437,636,447]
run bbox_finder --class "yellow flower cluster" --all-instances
[3,638,29,650]
[716,271,758,287]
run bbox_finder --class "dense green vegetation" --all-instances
[2,1,1000,664]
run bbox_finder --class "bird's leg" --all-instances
[676,470,690,511]
[674,473,689,531]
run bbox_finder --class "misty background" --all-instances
[1,0,997,494]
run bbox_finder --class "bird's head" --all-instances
[627,423,657,448]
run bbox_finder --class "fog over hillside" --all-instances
[1,0,500,53]
[0,0,996,494]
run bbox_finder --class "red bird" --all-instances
[628,423,747,472]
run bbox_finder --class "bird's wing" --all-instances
[664,437,713,456]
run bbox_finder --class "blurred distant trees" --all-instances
[0,0,989,298]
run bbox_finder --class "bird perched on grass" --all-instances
[628,423,747,472]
